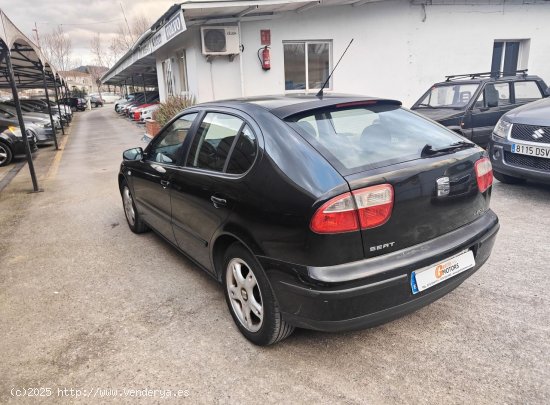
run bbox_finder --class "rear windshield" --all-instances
[285,105,462,174]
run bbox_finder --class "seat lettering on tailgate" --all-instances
[370,242,395,252]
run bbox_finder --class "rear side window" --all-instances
[514,81,542,103]
[226,125,257,174]
[286,105,461,173]
[186,113,257,174]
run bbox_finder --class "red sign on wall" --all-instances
[260,30,271,46]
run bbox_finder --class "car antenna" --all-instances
[316,38,354,99]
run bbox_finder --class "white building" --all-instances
[102,0,550,107]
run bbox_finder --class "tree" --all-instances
[111,15,151,59]
[41,25,72,72]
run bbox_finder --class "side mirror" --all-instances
[545,87,550,97]
[123,147,143,161]
[487,100,498,108]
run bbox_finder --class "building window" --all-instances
[491,40,529,77]
[162,58,175,97]
[177,50,189,94]
[284,41,331,92]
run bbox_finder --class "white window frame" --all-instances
[177,49,189,95]
[162,58,175,97]
[283,40,333,94]
[493,39,530,72]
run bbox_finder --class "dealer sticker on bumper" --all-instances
[410,250,475,294]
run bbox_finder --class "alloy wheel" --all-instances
[122,186,135,226]
[0,144,8,165]
[226,258,264,332]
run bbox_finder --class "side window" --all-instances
[474,91,485,108]
[187,113,244,172]
[146,113,197,164]
[514,81,543,103]
[226,125,257,174]
[493,82,511,105]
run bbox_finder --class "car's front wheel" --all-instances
[223,243,294,346]
[121,182,148,233]
[0,142,13,166]
[494,171,525,184]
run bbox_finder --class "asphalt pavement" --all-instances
[0,107,548,404]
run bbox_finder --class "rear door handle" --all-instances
[210,196,227,208]
[160,180,170,188]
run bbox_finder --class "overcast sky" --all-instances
[1,0,176,66]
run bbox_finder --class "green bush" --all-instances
[154,95,196,127]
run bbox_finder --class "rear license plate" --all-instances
[410,250,475,294]
[511,144,550,159]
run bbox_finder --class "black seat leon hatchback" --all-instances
[119,94,499,345]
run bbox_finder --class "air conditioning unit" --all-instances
[201,26,240,55]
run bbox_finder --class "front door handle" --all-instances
[160,180,170,188]
[210,196,227,208]
[151,164,166,174]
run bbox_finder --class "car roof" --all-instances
[198,94,402,119]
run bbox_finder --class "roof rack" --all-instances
[445,69,528,81]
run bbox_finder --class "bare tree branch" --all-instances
[41,25,72,72]
[110,14,151,59]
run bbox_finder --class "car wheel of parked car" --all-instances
[92,103,97,108]
[493,171,525,184]
[121,183,148,233]
[0,142,13,166]
[223,243,294,346]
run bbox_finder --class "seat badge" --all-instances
[436,177,450,197]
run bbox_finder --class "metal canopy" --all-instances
[0,10,64,88]
[0,9,67,192]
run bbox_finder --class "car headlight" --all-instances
[8,126,22,138]
[43,122,51,128]
[493,118,512,139]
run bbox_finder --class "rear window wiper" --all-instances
[421,141,476,157]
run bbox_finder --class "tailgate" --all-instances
[345,149,491,259]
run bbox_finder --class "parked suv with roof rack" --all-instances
[411,70,549,147]
[488,97,550,184]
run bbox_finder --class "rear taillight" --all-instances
[475,157,493,193]
[353,184,394,229]
[310,184,394,234]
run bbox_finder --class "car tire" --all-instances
[0,142,13,166]
[71,106,76,112]
[121,182,148,233]
[92,103,97,108]
[494,171,525,185]
[222,243,294,346]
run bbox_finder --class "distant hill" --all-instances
[74,65,108,74]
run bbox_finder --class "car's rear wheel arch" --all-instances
[212,232,263,282]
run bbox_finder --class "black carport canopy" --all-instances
[0,10,64,88]
[0,9,69,192]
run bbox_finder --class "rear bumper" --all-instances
[259,210,499,332]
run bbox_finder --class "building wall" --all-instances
[156,1,550,106]
[238,0,550,106]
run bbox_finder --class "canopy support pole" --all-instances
[53,81,66,134]
[42,70,59,149]
[4,50,40,192]
[142,75,147,103]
